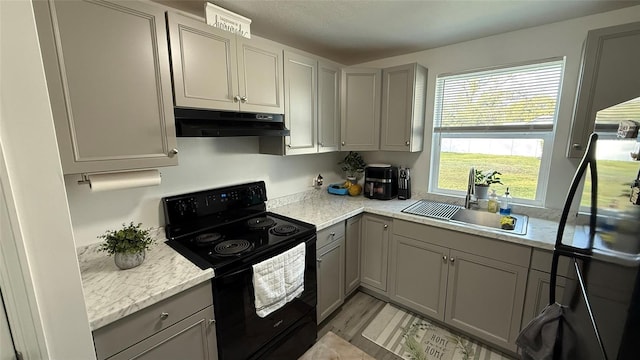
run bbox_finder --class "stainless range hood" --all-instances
[174,107,290,137]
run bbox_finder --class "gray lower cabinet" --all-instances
[391,220,530,353]
[360,214,391,293]
[344,215,362,296]
[444,249,527,352]
[34,0,178,174]
[389,235,448,320]
[93,282,216,360]
[316,222,346,323]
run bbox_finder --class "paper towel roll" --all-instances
[88,170,161,192]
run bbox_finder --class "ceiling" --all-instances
[154,0,639,65]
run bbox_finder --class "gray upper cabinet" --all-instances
[360,214,390,293]
[380,63,427,152]
[318,61,341,153]
[567,21,640,158]
[168,12,284,114]
[260,53,341,155]
[341,68,382,151]
[283,51,318,155]
[34,0,178,174]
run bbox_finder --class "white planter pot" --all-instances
[114,250,146,270]
[474,185,490,200]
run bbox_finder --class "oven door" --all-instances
[212,234,317,360]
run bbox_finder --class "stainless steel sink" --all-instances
[450,208,529,235]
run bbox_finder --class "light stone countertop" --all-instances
[77,233,213,331]
[269,191,569,251]
[75,190,581,331]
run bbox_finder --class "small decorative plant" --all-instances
[474,170,503,186]
[98,222,155,270]
[98,222,154,255]
[338,151,367,180]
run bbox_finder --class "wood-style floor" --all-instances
[317,291,402,360]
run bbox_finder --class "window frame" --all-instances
[428,58,565,206]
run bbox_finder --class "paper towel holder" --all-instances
[77,169,162,191]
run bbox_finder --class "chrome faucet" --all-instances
[465,167,478,209]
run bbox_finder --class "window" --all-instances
[430,59,565,205]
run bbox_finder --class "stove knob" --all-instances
[187,198,198,214]
[175,201,187,216]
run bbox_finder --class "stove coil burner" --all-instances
[246,217,276,230]
[271,224,298,236]
[194,233,222,246]
[214,239,253,256]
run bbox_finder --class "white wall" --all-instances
[67,137,343,246]
[358,5,640,210]
[0,0,95,358]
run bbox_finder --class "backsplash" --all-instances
[66,137,344,247]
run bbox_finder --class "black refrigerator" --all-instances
[549,132,640,360]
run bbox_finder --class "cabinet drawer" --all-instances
[317,221,345,249]
[93,282,212,360]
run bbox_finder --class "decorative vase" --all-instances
[474,184,490,200]
[114,250,146,270]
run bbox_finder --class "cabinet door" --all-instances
[283,51,317,155]
[167,12,238,112]
[568,21,640,158]
[380,63,426,152]
[340,69,381,151]
[360,214,390,292]
[344,215,362,296]
[108,306,217,360]
[318,61,341,153]
[317,237,345,323]
[36,0,178,174]
[444,250,527,352]
[389,235,448,321]
[521,269,569,329]
[236,37,284,114]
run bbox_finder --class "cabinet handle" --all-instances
[319,142,324,147]
[341,141,345,146]
[330,232,335,237]
[405,141,410,146]
[316,258,322,263]
[442,255,447,261]
[572,143,582,150]
[241,96,248,103]
[168,148,178,157]
[233,95,241,102]
[208,319,216,325]
[450,257,455,264]
[383,224,388,229]
[160,312,169,320]
[287,144,292,148]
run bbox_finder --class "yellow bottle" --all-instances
[487,189,499,213]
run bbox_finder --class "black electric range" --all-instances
[162,181,318,360]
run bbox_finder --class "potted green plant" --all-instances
[98,222,155,270]
[338,151,367,182]
[474,169,503,199]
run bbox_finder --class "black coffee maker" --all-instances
[398,167,411,200]
[364,164,398,200]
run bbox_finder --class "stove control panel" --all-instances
[163,181,268,224]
